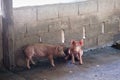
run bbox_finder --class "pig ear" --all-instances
[79,39,84,46]
[71,40,76,45]
[56,46,62,51]
[60,44,65,48]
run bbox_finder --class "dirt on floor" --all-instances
[0,46,120,80]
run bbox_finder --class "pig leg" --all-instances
[72,53,75,64]
[48,55,55,67]
[26,58,31,69]
[79,56,83,65]
[51,59,55,67]
[80,56,83,64]
[30,58,35,65]
[65,49,71,60]
[76,54,80,60]
[78,51,83,65]
[65,55,70,60]
[26,55,34,69]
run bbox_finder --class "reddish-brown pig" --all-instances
[65,39,84,64]
[24,43,65,69]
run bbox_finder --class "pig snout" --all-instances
[57,46,66,56]
[60,51,66,56]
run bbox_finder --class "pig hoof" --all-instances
[27,67,31,69]
[50,67,56,70]
[52,64,55,67]
[79,63,83,65]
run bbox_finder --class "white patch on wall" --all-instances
[61,29,65,43]
[102,22,105,34]
[13,0,87,8]
[83,27,86,39]
[39,36,42,42]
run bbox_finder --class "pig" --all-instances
[65,39,84,64]
[24,43,65,69]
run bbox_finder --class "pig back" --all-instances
[32,43,56,57]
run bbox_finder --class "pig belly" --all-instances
[74,46,81,52]
[34,50,47,57]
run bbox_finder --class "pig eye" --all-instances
[57,46,61,51]
[59,47,62,51]
[59,47,63,51]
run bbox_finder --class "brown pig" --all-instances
[24,43,65,69]
[65,39,84,64]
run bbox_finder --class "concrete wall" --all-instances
[13,0,120,67]
[0,16,3,67]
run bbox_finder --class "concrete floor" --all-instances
[0,46,120,80]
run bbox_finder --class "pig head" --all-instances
[24,43,65,69]
[65,39,84,64]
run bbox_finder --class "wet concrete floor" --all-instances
[0,46,120,80]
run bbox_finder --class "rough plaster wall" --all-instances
[13,0,120,67]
